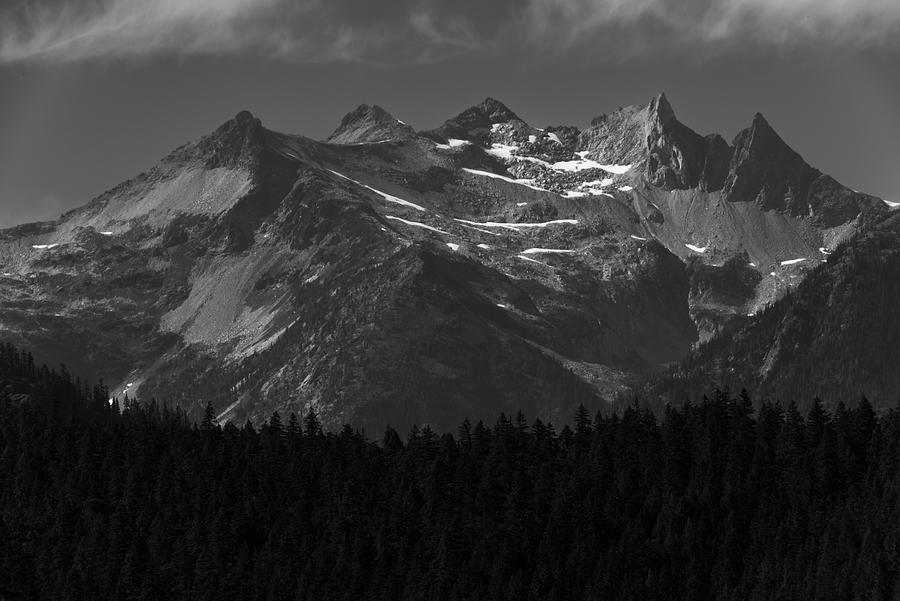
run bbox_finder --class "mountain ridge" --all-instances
[0,93,890,431]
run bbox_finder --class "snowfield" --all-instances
[550,152,632,174]
[385,216,449,235]
[461,168,548,192]
[520,248,576,255]
[434,138,470,150]
[517,255,549,266]
[454,218,578,231]
[486,143,519,160]
[328,170,426,211]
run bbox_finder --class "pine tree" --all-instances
[200,401,216,431]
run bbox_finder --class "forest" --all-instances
[2,341,900,601]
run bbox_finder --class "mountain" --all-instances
[642,209,900,410]
[0,95,889,431]
[325,104,417,145]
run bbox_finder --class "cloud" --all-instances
[516,0,900,55]
[1,0,899,65]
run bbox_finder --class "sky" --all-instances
[1,0,899,226]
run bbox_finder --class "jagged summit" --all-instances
[325,104,415,145]
[578,94,711,189]
[734,112,800,161]
[473,97,521,124]
[176,110,267,170]
[233,109,257,123]
[724,111,817,212]
[647,93,676,123]
[0,96,887,435]
[424,97,529,145]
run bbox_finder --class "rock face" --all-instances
[645,210,900,411]
[325,104,416,145]
[424,97,528,145]
[0,96,889,432]
[724,113,818,212]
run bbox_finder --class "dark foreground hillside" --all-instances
[2,345,900,600]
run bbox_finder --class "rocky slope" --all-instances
[0,95,889,431]
[643,209,900,411]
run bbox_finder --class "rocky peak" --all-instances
[424,97,529,145]
[192,110,267,169]
[646,93,676,124]
[735,113,797,161]
[579,93,708,190]
[474,97,521,124]
[325,104,415,145]
[723,112,819,212]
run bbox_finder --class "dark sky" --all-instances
[1,0,899,226]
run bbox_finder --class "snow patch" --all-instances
[780,258,806,266]
[31,243,59,250]
[385,216,449,235]
[563,188,612,198]
[580,178,614,188]
[100,231,113,236]
[557,151,631,174]
[328,170,426,211]
[459,224,504,237]
[517,255,549,266]
[520,248,576,255]
[630,235,647,241]
[528,135,537,143]
[477,243,491,250]
[446,242,460,251]
[618,185,634,192]
[486,143,519,160]
[435,138,470,150]
[461,168,548,192]
[454,218,578,231]
[551,157,632,174]
[884,199,900,209]
[516,202,528,206]
[496,303,508,309]
[547,132,562,144]
[685,244,708,253]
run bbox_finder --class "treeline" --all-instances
[3,349,900,599]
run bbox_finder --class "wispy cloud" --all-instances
[516,0,900,55]
[1,0,899,65]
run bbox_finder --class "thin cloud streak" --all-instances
[1,0,899,65]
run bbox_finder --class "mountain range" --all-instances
[0,94,893,432]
